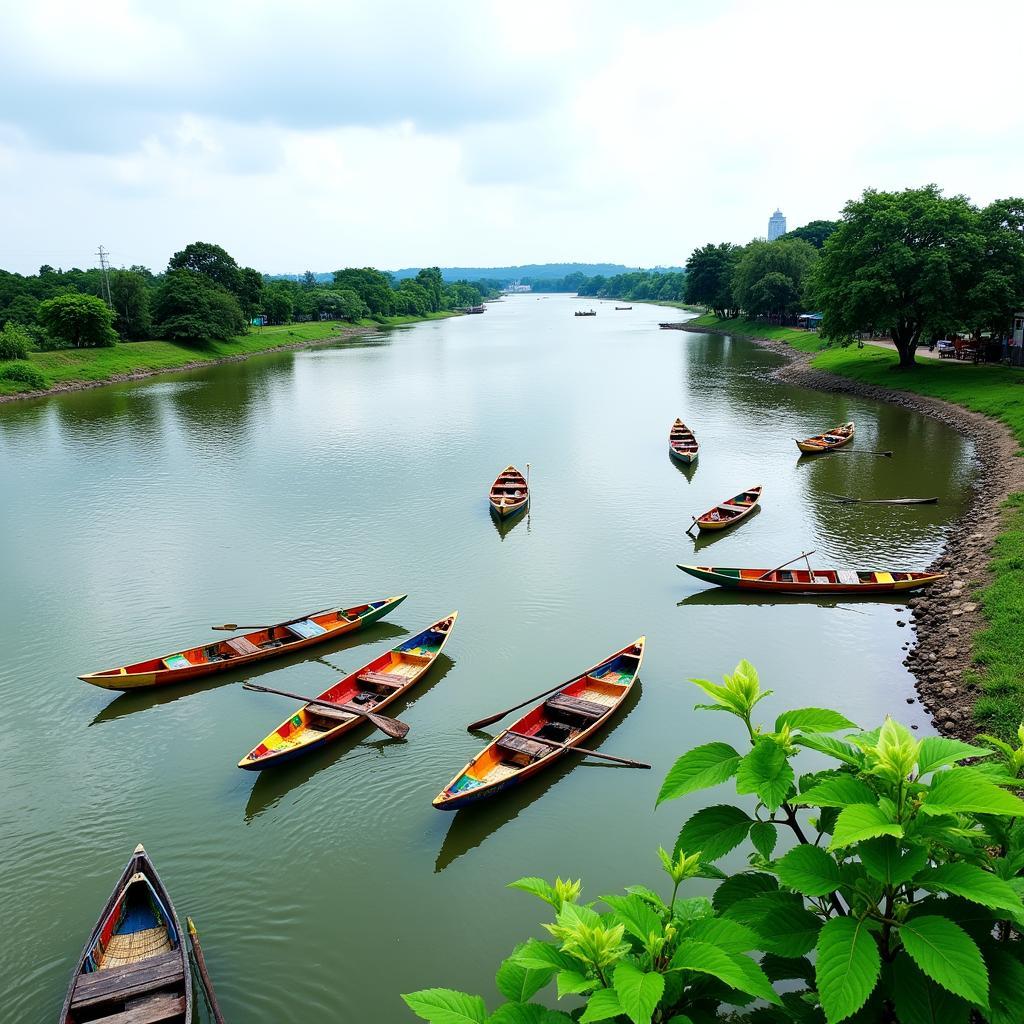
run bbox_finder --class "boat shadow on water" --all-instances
[89,622,409,726]
[676,588,907,611]
[242,654,456,822]
[688,504,761,552]
[433,682,642,873]
[490,505,530,540]
[668,453,698,482]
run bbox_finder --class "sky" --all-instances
[2,0,1023,276]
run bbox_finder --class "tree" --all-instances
[781,219,838,249]
[153,270,245,343]
[396,279,432,317]
[966,197,1024,337]
[167,242,242,294]
[415,267,444,312]
[302,270,318,289]
[236,267,264,320]
[684,243,741,317]
[332,267,395,316]
[732,238,818,318]
[262,282,294,325]
[0,322,33,360]
[109,270,152,340]
[38,293,117,348]
[0,293,40,328]
[812,185,985,368]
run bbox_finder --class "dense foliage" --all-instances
[38,293,117,348]
[530,270,688,303]
[0,362,46,389]
[684,244,742,318]
[0,322,32,360]
[406,661,1024,1023]
[780,220,838,249]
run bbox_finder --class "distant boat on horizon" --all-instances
[574,310,597,317]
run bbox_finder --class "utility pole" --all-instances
[96,245,113,308]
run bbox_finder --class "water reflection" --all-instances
[668,454,698,482]
[687,504,762,552]
[490,507,529,540]
[676,588,902,612]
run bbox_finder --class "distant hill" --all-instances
[268,264,682,285]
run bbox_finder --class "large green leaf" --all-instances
[775,708,859,734]
[888,953,970,1024]
[898,916,989,1007]
[749,821,778,860]
[687,916,760,954]
[613,963,665,1024]
[983,946,1024,1024]
[829,803,902,849]
[775,844,842,896]
[602,894,663,944]
[488,1005,557,1024]
[657,742,742,805]
[669,940,780,1003]
[792,732,863,766]
[857,837,928,886]
[624,885,666,911]
[676,804,753,862]
[402,989,488,1024]
[736,738,795,811]
[511,940,580,973]
[793,775,877,808]
[921,768,1024,817]
[579,988,622,1023]
[914,863,1024,914]
[507,877,558,906]
[497,947,554,1002]
[760,954,814,985]
[724,892,823,957]
[815,916,881,1023]
[916,737,993,776]
[556,970,599,998]
[712,872,778,914]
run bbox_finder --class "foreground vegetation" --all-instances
[407,662,1024,1023]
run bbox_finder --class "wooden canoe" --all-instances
[433,637,645,810]
[489,465,529,519]
[669,418,699,464]
[79,595,407,691]
[677,564,944,594]
[796,421,855,453]
[238,612,457,770]
[61,844,192,1024]
[694,485,762,532]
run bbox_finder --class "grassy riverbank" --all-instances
[687,312,1024,736]
[0,311,459,398]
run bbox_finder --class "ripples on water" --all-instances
[0,296,975,1021]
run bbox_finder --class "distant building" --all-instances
[502,280,531,293]
[768,209,787,241]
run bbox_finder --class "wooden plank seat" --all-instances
[497,732,553,760]
[71,951,183,1010]
[91,993,186,1024]
[716,502,749,514]
[225,636,261,657]
[306,702,357,722]
[545,693,607,720]
[357,671,404,690]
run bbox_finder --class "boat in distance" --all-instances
[489,465,529,519]
[669,418,699,464]
[796,421,855,453]
[61,844,192,1024]
[239,612,457,769]
[694,485,762,531]
[574,309,597,316]
[433,637,644,810]
[677,564,944,594]
[79,595,408,690]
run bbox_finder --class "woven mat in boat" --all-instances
[101,927,172,969]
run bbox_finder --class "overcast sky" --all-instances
[2,0,1022,276]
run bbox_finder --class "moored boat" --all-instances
[61,844,192,1024]
[238,612,458,770]
[614,306,632,310]
[433,637,644,810]
[796,421,855,453]
[677,564,943,594]
[79,595,407,691]
[693,485,762,532]
[669,418,699,464]
[489,465,529,519]
[574,310,597,316]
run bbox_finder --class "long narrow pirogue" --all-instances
[61,844,191,1024]
[239,612,457,769]
[795,421,855,453]
[693,485,762,532]
[433,637,644,809]
[677,564,943,594]
[668,418,699,464]
[489,465,529,519]
[78,595,407,690]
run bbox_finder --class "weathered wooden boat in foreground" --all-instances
[433,637,644,809]
[239,612,457,769]
[61,844,191,1024]
[677,564,943,594]
[669,418,699,464]
[796,421,855,453]
[489,465,529,519]
[79,595,407,690]
[694,485,762,532]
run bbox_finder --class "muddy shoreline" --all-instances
[677,323,1023,739]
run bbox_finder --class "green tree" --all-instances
[966,197,1024,337]
[0,293,40,328]
[153,270,245,343]
[167,241,242,294]
[0,322,33,359]
[38,293,117,348]
[396,279,432,317]
[332,267,395,316]
[302,270,318,289]
[415,267,444,312]
[781,219,839,249]
[733,238,818,318]
[262,282,294,325]
[109,270,152,340]
[237,266,264,320]
[684,243,741,317]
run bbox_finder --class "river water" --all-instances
[0,294,975,1021]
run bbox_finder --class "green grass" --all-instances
[690,313,1024,735]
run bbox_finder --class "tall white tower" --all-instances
[768,209,787,241]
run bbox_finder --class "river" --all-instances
[0,294,976,1021]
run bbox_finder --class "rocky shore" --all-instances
[676,323,1024,740]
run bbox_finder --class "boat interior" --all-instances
[702,489,760,522]
[730,568,927,585]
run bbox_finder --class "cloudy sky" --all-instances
[2,0,1022,276]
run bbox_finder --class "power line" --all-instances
[96,245,113,308]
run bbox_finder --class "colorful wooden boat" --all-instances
[669,418,699,464]
[489,465,529,519]
[796,421,855,453]
[79,595,407,691]
[61,844,191,1024]
[239,612,457,770]
[433,637,644,810]
[694,485,762,532]
[677,564,944,594]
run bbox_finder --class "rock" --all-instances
[942,646,959,659]
[948,626,961,636]
[897,620,906,627]
[906,697,915,704]
[961,602,979,613]
[927,653,937,663]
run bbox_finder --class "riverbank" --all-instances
[676,313,1024,740]
[0,311,460,403]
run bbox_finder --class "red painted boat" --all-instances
[677,564,943,594]
[489,465,530,519]
[669,418,699,464]
[694,485,762,532]
[796,421,855,453]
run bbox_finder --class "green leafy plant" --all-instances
[0,362,46,390]
[405,662,1024,1023]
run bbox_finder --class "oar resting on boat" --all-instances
[826,493,939,505]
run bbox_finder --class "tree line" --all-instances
[527,269,688,302]
[0,243,499,356]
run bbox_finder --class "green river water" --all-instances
[0,295,975,1021]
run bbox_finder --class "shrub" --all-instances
[38,293,118,348]
[405,661,1024,1023]
[0,363,47,390]
[0,322,32,360]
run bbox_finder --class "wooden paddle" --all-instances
[756,549,817,581]
[467,678,590,731]
[507,731,650,769]
[686,515,699,537]
[825,492,938,505]
[242,682,410,739]
[212,605,336,631]
[187,918,225,1024]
